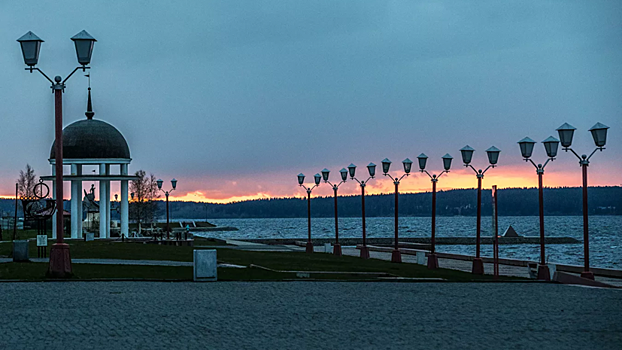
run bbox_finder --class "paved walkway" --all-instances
[1,282,620,349]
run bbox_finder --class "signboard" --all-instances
[36,235,48,247]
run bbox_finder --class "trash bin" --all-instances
[13,240,29,262]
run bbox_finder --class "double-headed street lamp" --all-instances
[347,163,377,259]
[517,136,560,281]
[556,122,610,280]
[18,30,97,278]
[321,168,349,256]
[417,153,453,269]
[460,145,501,275]
[157,178,178,240]
[382,158,413,263]
[298,173,322,253]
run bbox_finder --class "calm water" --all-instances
[196,216,622,269]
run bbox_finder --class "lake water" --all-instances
[195,216,622,269]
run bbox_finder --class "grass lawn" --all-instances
[0,226,516,282]
[0,237,524,282]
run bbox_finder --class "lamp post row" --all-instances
[298,122,609,279]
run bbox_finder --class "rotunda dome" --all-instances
[49,119,130,160]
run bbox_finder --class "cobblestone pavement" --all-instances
[1,282,620,350]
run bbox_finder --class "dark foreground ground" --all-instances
[1,282,620,350]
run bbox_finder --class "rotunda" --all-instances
[42,88,136,239]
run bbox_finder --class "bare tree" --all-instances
[129,170,160,233]
[17,164,36,197]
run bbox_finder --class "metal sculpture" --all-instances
[21,179,56,257]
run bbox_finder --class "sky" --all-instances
[0,1,621,203]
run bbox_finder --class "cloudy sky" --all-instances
[1,1,620,202]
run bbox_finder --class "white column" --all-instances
[70,164,78,239]
[121,164,129,238]
[76,165,83,238]
[105,164,111,238]
[99,163,107,239]
[52,165,57,240]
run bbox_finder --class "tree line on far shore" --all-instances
[163,186,622,219]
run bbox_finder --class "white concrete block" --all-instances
[86,233,95,241]
[194,249,217,282]
[416,251,426,265]
[548,264,556,277]
[324,243,332,253]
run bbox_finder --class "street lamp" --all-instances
[347,163,376,259]
[460,145,501,275]
[382,158,413,263]
[417,153,453,269]
[556,122,610,280]
[517,136,560,281]
[320,168,349,256]
[157,178,177,240]
[17,30,97,278]
[298,173,322,253]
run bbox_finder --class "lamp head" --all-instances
[71,30,97,66]
[589,122,609,148]
[442,153,453,171]
[347,163,356,179]
[156,179,163,190]
[321,168,330,182]
[314,173,322,186]
[130,192,134,200]
[517,137,536,159]
[417,153,428,171]
[367,163,376,178]
[486,146,501,165]
[171,178,177,190]
[297,173,305,185]
[556,122,576,148]
[460,145,474,165]
[402,158,413,174]
[340,168,348,181]
[17,31,44,67]
[542,136,560,158]
[381,158,391,174]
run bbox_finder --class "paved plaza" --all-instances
[1,282,620,349]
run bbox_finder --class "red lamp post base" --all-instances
[471,258,484,275]
[581,271,595,280]
[47,243,72,278]
[427,253,439,269]
[333,243,342,257]
[391,249,401,263]
[359,246,370,259]
[537,264,551,281]
[305,241,314,253]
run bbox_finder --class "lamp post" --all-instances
[157,178,177,240]
[417,153,453,269]
[321,167,349,256]
[298,173,321,253]
[517,136,560,281]
[556,122,609,280]
[382,158,413,263]
[347,163,376,259]
[460,145,501,274]
[17,30,97,278]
